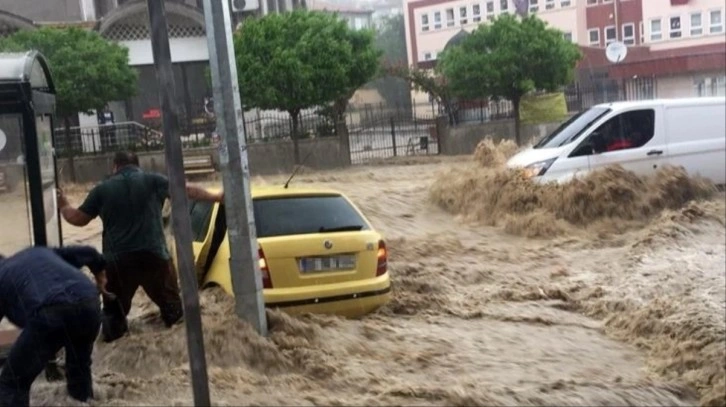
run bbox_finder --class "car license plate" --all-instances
[298,255,356,273]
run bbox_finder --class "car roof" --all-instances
[592,96,725,111]
[205,185,344,199]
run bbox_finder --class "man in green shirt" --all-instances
[57,151,223,343]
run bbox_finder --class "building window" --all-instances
[669,16,682,38]
[560,0,571,7]
[650,19,662,41]
[695,76,726,97]
[421,14,430,32]
[622,23,635,45]
[639,21,644,43]
[486,1,494,14]
[603,0,612,3]
[605,25,616,44]
[500,0,508,12]
[529,0,539,13]
[459,6,468,24]
[563,32,573,42]
[545,0,555,10]
[588,28,600,46]
[710,10,724,34]
[446,8,455,27]
[434,11,442,29]
[690,12,703,36]
[587,0,597,5]
[472,4,481,22]
[424,52,432,61]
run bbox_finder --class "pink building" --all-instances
[403,0,725,107]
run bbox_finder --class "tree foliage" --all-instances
[438,14,581,144]
[0,27,137,118]
[331,25,381,121]
[383,63,456,123]
[234,10,379,163]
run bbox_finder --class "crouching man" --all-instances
[0,245,110,407]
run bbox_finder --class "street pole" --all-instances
[146,0,211,405]
[202,0,267,335]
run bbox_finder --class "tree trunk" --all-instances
[64,117,77,183]
[333,96,351,137]
[289,110,301,165]
[512,96,522,146]
[444,99,456,126]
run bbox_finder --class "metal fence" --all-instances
[54,122,164,157]
[347,107,439,164]
[53,79,661,160]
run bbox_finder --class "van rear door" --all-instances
[663,100,726,184]
[586,106,669,177]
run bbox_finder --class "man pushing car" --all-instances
[0,245,110,407]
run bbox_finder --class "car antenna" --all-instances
[284,150,314,189]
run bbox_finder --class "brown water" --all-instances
[3,151,724,406]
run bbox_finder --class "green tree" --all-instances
[330,26,381,124]
[0,27,137,180]
[383,63,456,124]
[438,14,581,144]
[234,10,379,164]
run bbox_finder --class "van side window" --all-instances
[571,109,655,156]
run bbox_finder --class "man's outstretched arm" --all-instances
[186,184,224,203]
[53,245,111,297]
[53,245,106,275]
[150,173,223,203]
[57,189,94,227]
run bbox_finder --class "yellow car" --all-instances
[180,185,392,317]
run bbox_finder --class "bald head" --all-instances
[113,151,139,173]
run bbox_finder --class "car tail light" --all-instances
[258,247,272,289]
[376,240,388,276]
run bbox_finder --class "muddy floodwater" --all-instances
[2,152,724,407]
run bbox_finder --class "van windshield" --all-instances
[533,107,610,149]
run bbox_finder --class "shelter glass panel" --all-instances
[0,113,33,255]
[36,114,60,247]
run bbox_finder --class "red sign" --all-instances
[142,108,161,119]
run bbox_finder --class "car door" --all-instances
[574,107,668,177]
[188,199,222,282]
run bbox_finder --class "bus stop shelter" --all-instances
[0,50,62,359]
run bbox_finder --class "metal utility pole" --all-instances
[202,0,267,335]
[146,0,211,405]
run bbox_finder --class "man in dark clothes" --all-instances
[57,151,224,343]
[0,245,109,407]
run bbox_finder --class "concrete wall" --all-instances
[440,118,566,156]
[57,137,350,184]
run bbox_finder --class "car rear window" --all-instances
[253,195,370,238]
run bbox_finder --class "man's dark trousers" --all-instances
[101,250,183,343]
[0,298,101,407]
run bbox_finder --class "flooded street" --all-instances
[7,154,724,406]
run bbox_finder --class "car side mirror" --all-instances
[570,142,594,158]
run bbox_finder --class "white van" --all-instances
[506,97,726,185]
